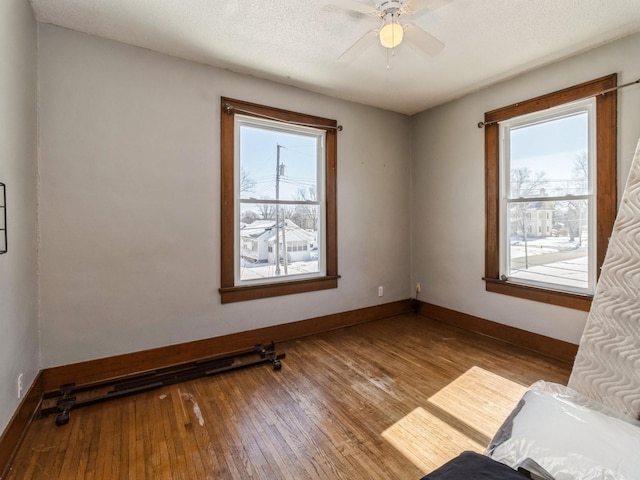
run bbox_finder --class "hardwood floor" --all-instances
[5,314,571,480]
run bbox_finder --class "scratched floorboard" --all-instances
[5,314,570,480]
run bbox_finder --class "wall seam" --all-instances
[35,20,43,372]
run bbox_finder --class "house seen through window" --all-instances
[484,74,617,311]
[501,101,595,294]
[237,119,323,282]
[220,98,338,303]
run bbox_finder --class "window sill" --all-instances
[220,275,339,304]
[483,277,592,312]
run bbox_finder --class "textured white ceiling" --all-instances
[30,0,640,115]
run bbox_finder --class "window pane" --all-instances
[221,97,338,303]
[237,119,324,285]
[484,75,616,310]
[509,112,588,198]
[507,199,589,290]
[239,125,318,202]
[239,203,320,281]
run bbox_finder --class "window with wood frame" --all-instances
[219,98,339,304]
[483,74,617,311]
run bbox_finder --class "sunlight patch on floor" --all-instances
[428,366,527,439]
[381,366,528,473]
[382,406,484,473]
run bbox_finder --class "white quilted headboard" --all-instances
[568,136,640,420]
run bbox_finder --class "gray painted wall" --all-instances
[0,1,39,435]
[37,25,412,368]
[411,32,640,344]
[4,11,640,439]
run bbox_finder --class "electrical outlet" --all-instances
[416,282,421,293]
[378,286,383,296]
[17,373,23,399]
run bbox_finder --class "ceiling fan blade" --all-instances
[337,29,378,62]
[405,0,450,16]
[403,23,444,56]
[326,0,377,16]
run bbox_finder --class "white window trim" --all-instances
[498,98,597,295]
[233,114,327,287]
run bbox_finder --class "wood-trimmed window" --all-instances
[219,98,339,304]
[484,74,617,311]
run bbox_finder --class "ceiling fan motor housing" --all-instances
[375,0,407,15]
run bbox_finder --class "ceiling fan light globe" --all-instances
[379,22,403,48]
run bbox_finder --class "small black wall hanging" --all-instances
[0,182,6,254]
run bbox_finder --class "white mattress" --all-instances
[487,381,640,480]
[568,136,640,420]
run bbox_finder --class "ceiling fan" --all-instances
[330,0,447,62]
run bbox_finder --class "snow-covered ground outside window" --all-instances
[509,236,588,289]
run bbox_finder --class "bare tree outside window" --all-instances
[291,187,319,230]
[508,167,549,270]
[257,202,276,220]
[503,105,595,293]
[552,153,588,243]
[240,168,256,194]
[484,74,617,310]
[220,97,338,303]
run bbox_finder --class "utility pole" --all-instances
[274,144,288,275]
[275,144,282,275]
[281,188,288,275]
